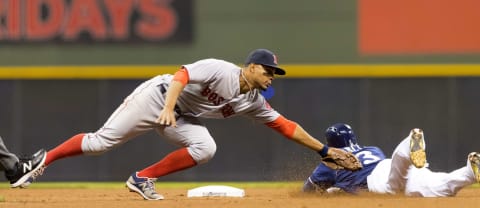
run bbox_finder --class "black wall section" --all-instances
[1,78,478,181]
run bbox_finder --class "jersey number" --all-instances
[355,151,382,165]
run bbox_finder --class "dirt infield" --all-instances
[1,186,480,208]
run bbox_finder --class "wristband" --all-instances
[318,145,329,157]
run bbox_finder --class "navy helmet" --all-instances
[325,123,359,149]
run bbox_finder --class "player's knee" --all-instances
[81,133,118,155]
[189,140,217,164]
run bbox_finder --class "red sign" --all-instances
[0,0,193,43]
[359,0,480,55]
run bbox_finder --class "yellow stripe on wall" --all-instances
[288,64,480,78]
[0,65,179,79]
[1,64,480,79]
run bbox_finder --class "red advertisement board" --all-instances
[359,0,480,55]
[0,0,193,43]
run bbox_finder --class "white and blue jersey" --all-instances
[304,146,386,194]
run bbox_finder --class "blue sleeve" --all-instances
[303,146,386,193]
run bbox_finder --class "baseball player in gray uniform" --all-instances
[0,136,46,187]
[26,49,360,200]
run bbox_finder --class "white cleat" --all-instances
[409,128,426,168]
[468,152,480,183]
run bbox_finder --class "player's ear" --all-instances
[245,63,255,73]
[249,64,259,73]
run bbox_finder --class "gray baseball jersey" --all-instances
[81,58,282,164]
[178,58,280,121]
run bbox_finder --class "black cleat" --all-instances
[5,149,46,188]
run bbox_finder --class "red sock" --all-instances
[45,133,85,166]
[137,148,197,178]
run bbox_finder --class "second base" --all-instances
[187,185,245,197]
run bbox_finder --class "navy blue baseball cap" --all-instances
[245,49,286,75]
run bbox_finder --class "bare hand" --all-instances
[156,108,177,127]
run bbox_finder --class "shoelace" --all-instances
[141,179,158,193]
[18,155,33,163]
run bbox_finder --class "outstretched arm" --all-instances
[290,123,349,159]
[289,124,326,152]
[265,115,326,152]
[266,116,362,171]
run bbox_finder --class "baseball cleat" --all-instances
[126,172,164,200]
[468,152,480,183]
[5,149,47,188]
[409,128,426,168]
[22,164,47,188]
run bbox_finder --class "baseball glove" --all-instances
[321,148,363,171]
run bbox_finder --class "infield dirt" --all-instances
[1,186,480,208]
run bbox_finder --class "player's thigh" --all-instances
[367,159,392,194]
[98,99,159,143]
[82,107,153,155]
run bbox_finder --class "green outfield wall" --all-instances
[1,0,480,66]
